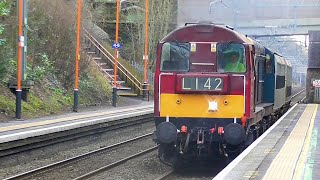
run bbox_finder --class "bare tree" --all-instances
[28,0,92,89]
[123,0,177,69]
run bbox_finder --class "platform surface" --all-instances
[0,102,153,144]
[214,103,320,180]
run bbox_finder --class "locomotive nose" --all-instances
[224,123,246,146]
[156,122,177,144]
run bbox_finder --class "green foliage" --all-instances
[25,0,79,88]
[48,87,73,106]
[0,94,15,115]
[0,0,113,120]
[0,38,5,45]
[0,0,13,80]
[27,53,53,81]
[78,75,99,105]
[0,80,76,118]
[0,0,10,45]
[77,64,112,105]
[0,25,4,34]
[0,0,10,16]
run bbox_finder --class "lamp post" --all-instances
[73,0,82,112]
[22,0,27,81]
[16,0,24,119]
[112,0,120,107]
[142,0,149,98]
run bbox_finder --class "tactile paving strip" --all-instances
[263,104,318,180]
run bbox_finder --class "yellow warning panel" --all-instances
[160,93,244,118]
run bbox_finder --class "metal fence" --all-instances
[128,60,154,83]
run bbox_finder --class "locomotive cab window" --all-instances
[160,42,190,72]
[217,43,246,73]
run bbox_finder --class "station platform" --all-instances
[214,103,319,180]
[0,102,153,144]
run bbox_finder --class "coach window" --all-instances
[160,42,190,71]
[217,43,246,73]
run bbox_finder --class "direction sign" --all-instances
[112,43,122,49]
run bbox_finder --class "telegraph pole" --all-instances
[112,0,120,107]
[16,0,24,119]
[73,0,82,112]
[142,0,149,98]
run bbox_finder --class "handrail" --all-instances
[85,32,142,90]
[89,55,114,82]
[83,28,150,92]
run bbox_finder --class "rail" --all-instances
[75,146,158,180]
[83,28,150,95]
[4,133,154,180]
[156,170,175,180]
[291,88,306,99]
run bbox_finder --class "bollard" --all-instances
[112,87,117,107]
[142,83,148,100]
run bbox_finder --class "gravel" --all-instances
[165,161,226,180]
[87,152,226,180]
[0,121,155,179]
[32,135,156,179]
[88,151,173,180]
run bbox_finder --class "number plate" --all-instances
[182,77,223,91]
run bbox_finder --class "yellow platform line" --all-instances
[0,105,152,133]
[293,104,318,180]
[263,104,318,180]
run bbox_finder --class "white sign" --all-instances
[313,79,320,87]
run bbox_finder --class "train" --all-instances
[152,23,292,166]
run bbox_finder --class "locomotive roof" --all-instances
[160,24,254,45]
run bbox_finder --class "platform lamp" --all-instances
[16,0,24,119]
[142,0,149,99]
[73,0,82,112]
[112,0,121,107]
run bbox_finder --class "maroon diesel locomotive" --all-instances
[153,23,292,166]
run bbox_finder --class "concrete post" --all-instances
[306,31,320,103]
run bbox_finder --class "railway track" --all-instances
[291,88,306,104]
[75,146,158,180]
[5,133,157,180]
[2,89,306,180]
[156,170,175,180]
[0,107,153,157]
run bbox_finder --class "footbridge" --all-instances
[177,0,320,37]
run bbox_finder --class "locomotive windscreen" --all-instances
[217,43,246,73]
[160,42,190,72]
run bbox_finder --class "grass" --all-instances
[0,62,113,120]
